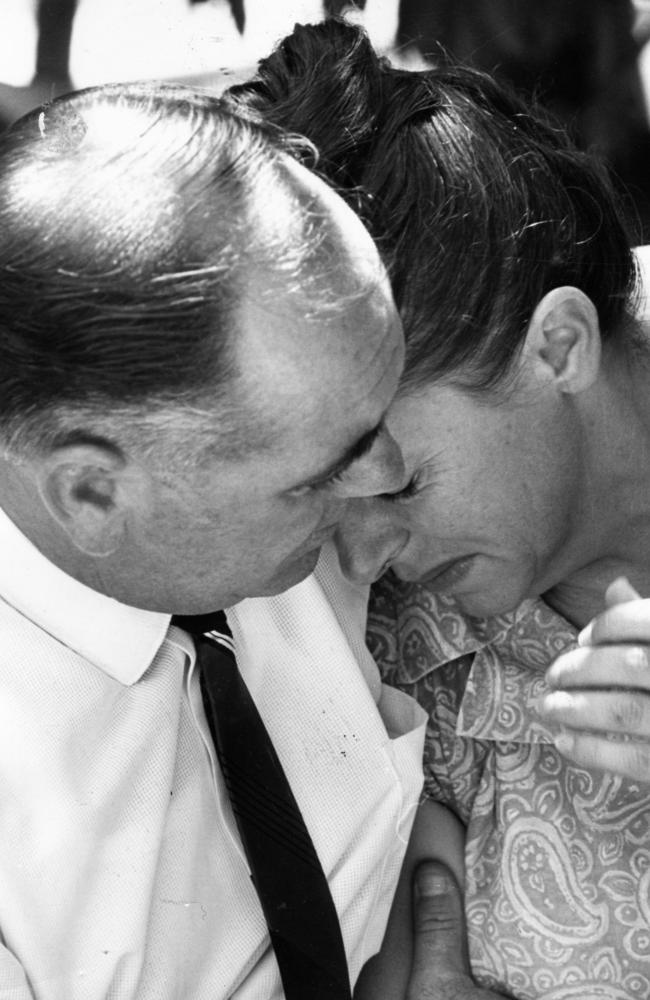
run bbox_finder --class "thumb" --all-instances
[408,861,508,1000]
[409,861,469,988]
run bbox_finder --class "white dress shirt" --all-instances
[0,507,425,999]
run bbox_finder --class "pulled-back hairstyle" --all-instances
[0,82,328,458]
[226,19,639,392]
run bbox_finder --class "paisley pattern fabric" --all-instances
[367,576,650,1000]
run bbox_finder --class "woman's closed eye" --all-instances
[382,471,422,503]
[382,459,440,503]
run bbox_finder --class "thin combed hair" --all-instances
[226,19,640,394]
[0,81,337,461]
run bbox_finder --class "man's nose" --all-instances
[335,501,409,585]
[335,427,405,499]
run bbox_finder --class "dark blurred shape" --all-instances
[33,0,78,91]
[190,0,245,34]
[0,0,78,129]
[397,0,650,241]
[324,0,367,15]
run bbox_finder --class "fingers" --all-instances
[546,644,650,690]
[578,598,650,646]
[542,579,650,782]
[541,688,650,737]
[553,729,650,782]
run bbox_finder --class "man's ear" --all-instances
[522,286,601,393]
[36,441,142,556]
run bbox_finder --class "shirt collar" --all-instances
[384,584,529,683]
[456,599,578,744]
[376,578,578,745]
[0,504,171,685]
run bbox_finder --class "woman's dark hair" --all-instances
[226,19,639,392]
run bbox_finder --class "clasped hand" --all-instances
[539,577,650,780]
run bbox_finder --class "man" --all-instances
[0,82,431,998]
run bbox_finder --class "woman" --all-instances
[226,20,650,999]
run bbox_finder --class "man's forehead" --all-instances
[233,263,399,395]
[224,272,402,490]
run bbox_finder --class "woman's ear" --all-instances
[522,286,602,394]
[36,441,141,556]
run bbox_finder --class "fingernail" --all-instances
[415,868,452,899]
[609,576,641,602]
[544,691,575,711]
[555,732,574,754]
[577,624,592,646]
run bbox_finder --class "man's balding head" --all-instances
[0,82,380,462]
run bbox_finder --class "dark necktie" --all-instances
[172,610,353,1000]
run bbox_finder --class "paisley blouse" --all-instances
[367,575,650,1000]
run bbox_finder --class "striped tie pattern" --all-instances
[172,610,353,1000]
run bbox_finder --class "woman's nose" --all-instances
[335,501,409,585]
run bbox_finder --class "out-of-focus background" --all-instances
[1,0,650,238]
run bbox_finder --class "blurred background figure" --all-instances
[1,0,649,229]
[0,0,77,122]
[33,0,76,93]
[0,0,397,124]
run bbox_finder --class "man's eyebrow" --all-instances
[299,422,384,489]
